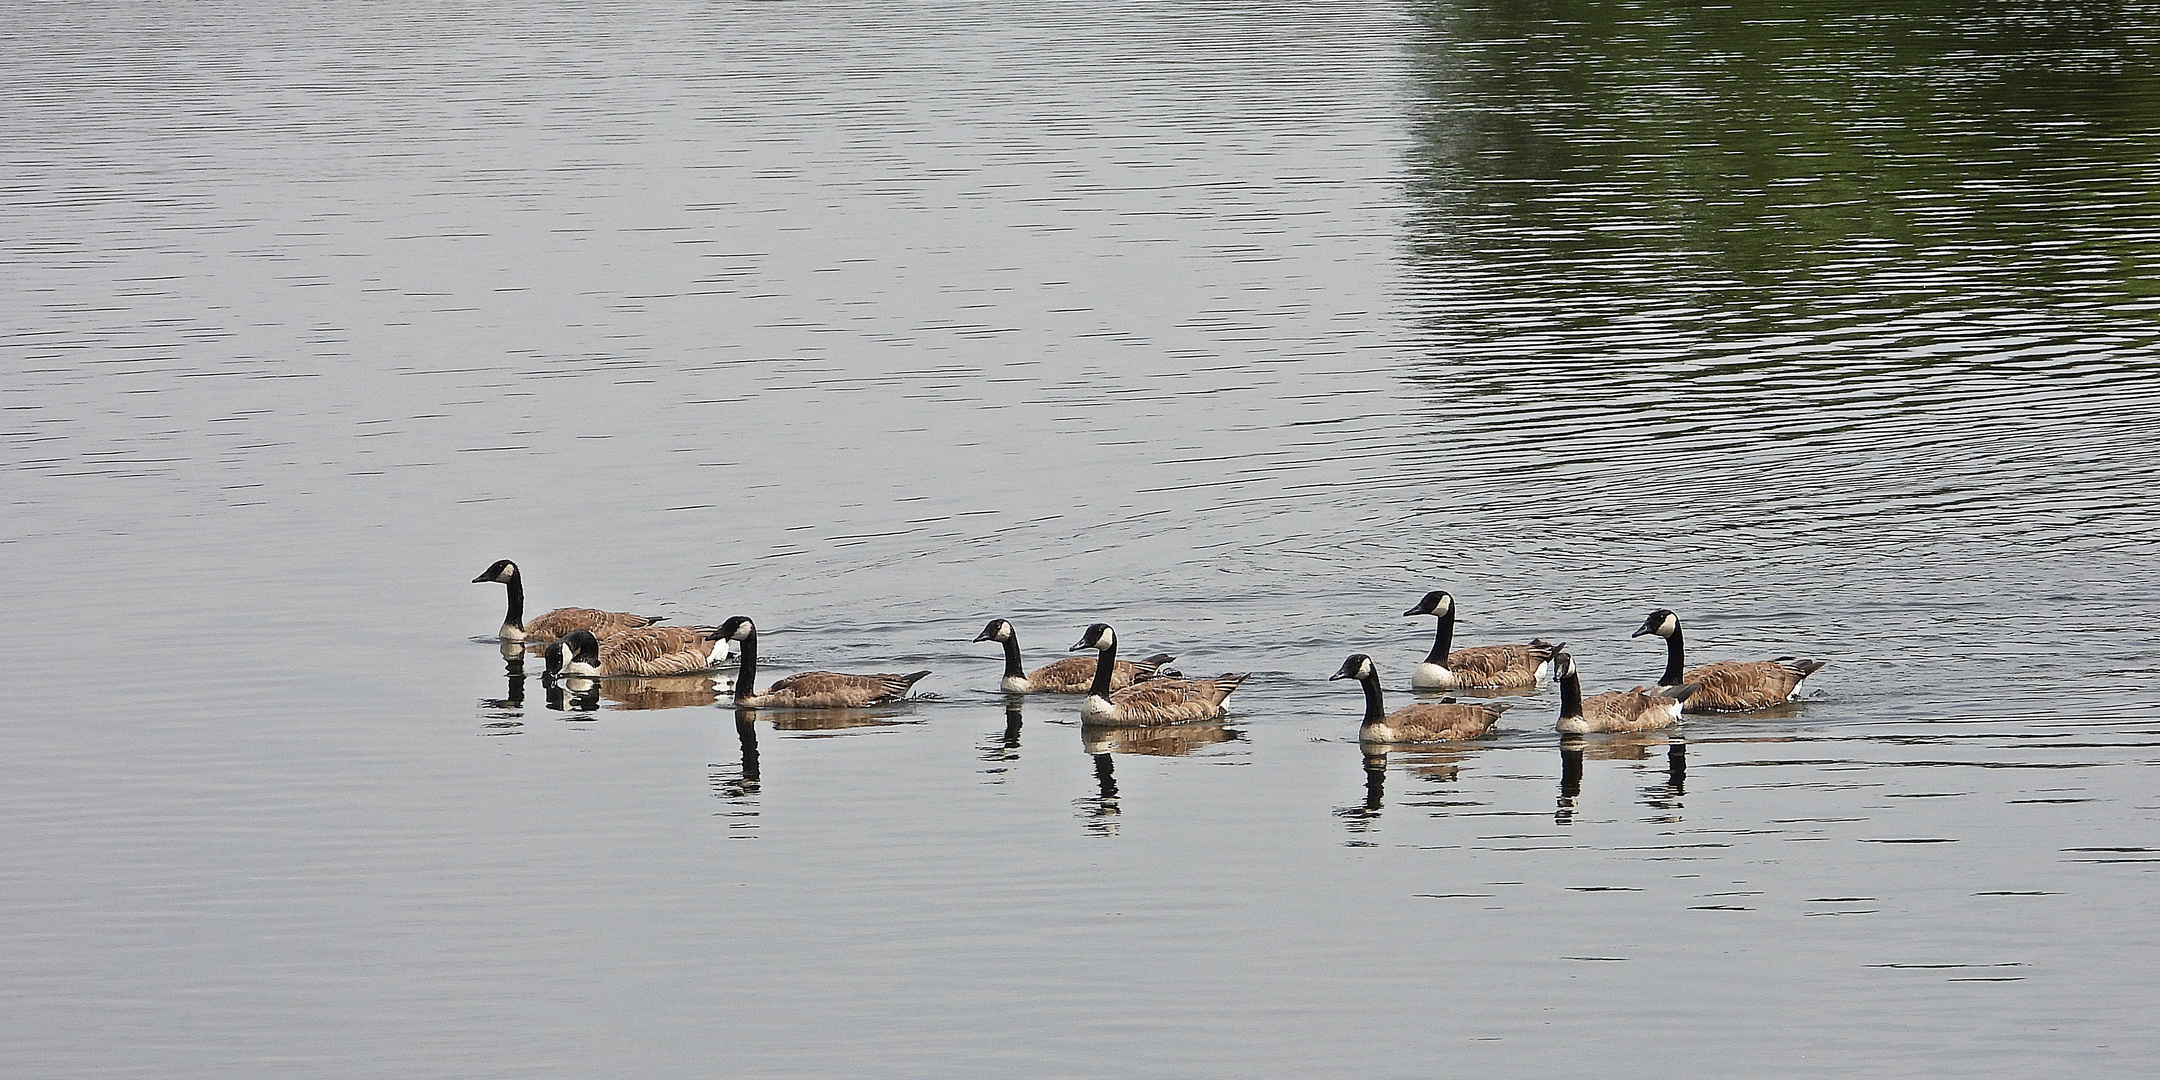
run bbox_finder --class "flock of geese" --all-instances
[473,559,1827,743]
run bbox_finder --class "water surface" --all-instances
[5,2,2159,1077]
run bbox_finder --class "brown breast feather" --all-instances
[599,626,720,677]
[1025,656,1143,693]
[1682,659,1821,712]
[1579,687,1680,732]
[762,670,928,708]
[1104,673,1247,723]
[1444,642,1549,687]
[524,606,664,643]
[1380,701,1504,742]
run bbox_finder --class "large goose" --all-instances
[1069,623,1246,726]
[1330,653,1508,744]
[1632,608,1825,712]
[1552,648,1696,734]
[472,559,663,644]
[973,618,1176,694]
[543,626,726,679]
[1403,590,1560,689]
[717,616,930,709]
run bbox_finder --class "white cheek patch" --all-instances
[1659,614,1678,636]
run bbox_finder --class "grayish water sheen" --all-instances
[6,1,2159,1076]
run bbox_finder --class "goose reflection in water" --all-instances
[1338,745,1487,836]
[979,704,1025,780]
[708,716,761,835]
[592,673,732,711]
[1556,733,1688,826]
[542,677,602,715]
[754,707,915,733]
[1074,721,1243,837]
[480,648,528,730]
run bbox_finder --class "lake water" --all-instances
[6,2,2159,1076]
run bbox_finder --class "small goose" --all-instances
[1632,608,1826,712]
[1403,590,1560,689]
[472,559,663,644]
[543,626,726,679]
[1330,653,1508,744]
[1552,648,1696,734]
[1069,623,1247,726]
[973,618,1176,694]
[717,616,930,709]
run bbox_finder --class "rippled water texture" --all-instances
[5,2,2158,1077]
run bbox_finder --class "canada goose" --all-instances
[472,559,663,644]
[717,616,930,709]
[1402,590,1560,689]
[542,626,726,679]
[1632,608,1826,712]
[1068,623,1247,726]
[1551,648,1696,734]
[973,618,1176,694]
[1329,653,1509,744]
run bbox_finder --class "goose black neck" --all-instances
[1356,669,1388,724]
[1657,626,1686,685]
[1086,638,1119,699]
[999,635,1025,679]
[503,575,525,630]
[1559,668,1583,722]
[731,633,759,701]
[1424,608,1455,665]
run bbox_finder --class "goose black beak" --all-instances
[1630,621,1656,638]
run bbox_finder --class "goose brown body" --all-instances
[1552,649,1695,734]
[718,616,930,709]
[1070,624,1245,726]
[472,559,662,644]
[1403,590,1559,689]
[1633,609,1825,713]
[545,627,725,678]
[974,618,1174,693]
[1331,654,1508,743]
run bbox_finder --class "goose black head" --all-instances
[1330,654,1377,681]
[974,619,1014,644]
[1070,623,1115,652]
[717,616,757,642]
[542,630,600,677]
[472,559,520,584]
[1403,590,1455,618]
[1632,609,1679,639]
[1552,648,1578,679]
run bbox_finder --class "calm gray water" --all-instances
[6,1,2159,1076]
